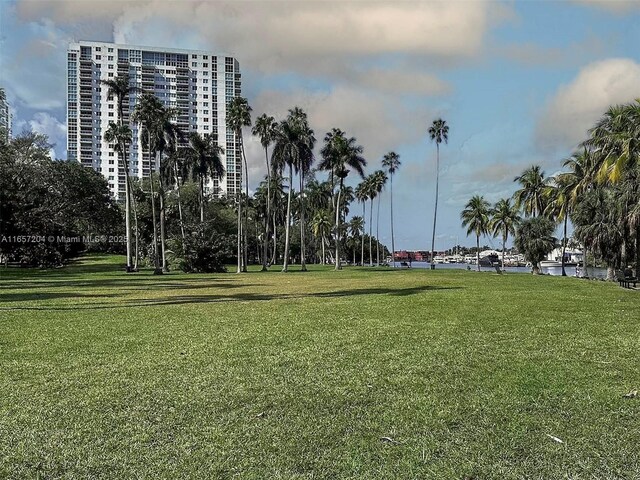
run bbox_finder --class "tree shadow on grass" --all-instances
[0,278,245,291]
[0,285,461,311]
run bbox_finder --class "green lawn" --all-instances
[1,255,639,479]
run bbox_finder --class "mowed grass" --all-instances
[1,255,639,479]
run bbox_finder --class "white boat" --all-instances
[540,260,562,268]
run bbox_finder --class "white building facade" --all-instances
[67,41,242,199]
[0,88,10,143]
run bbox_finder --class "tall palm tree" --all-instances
[187,131,225,220]
[354,181,369,266]
[312,209,332,265]
[288,108,315,272]
[371,170,388,265]
[461,195,491,271]
[227,97,252,272]
[101,74,138,272]
[252,113,278,271]
[132,93,166,274]
[513,165,547,217]
[586,100,640,184]
[271,113,315,272]
[319,130,367,270]
[348,216,364,265]
[428,118,449,270]
[489,198,520,270]
[382,151,401,267]
[104,122,133,268]
[363,175,377,266]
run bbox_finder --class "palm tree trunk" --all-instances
[390,174,395,268]
[361,202,365,266]
[241,134,249,272]
[300,171,307,271]
[502,230,506,271]
[430,142,440,270]
[561,214,568,276]
[262,147,271,271]
[335,179,343,270]
[636,225,640,278]
[282,165,293,272]
[174,164,186,250]
[321,235,326,265]
[369,198,374,266]
[122,143,133,272]
[271,214,277,266]
[159,190,167,272]
[606,265,615,282]
[236,194,242,274]
[376,194,381,266]
[149,170,161,274]
[476,234,480,272]
[199,175,205,223]
[131,185,140,271]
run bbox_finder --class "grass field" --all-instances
[1,254,639,479]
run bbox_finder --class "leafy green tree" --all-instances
[514,217,556,275]
[428,118,449,269]
[348,215,364,265]
[461,195,491,271]
[489,198,520,270]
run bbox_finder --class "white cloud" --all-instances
[536,58,640,151]
[570,0,640,14]
[16,112,67,158]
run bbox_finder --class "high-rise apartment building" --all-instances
[67,41,242,198]
[0,87,11,143]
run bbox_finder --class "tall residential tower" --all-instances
[67,41,242,198]
[0,87,11,143]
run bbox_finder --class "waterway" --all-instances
[390,262,608,279]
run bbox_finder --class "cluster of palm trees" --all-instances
[461,99,640,280]
[103,74,402,273]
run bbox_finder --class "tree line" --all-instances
[460,99,640,280]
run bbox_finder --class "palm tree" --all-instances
[104,121,133,268]
[515,217,557,275]
[586,100,640,184]
[362,175,377,266]
[187,132,225,224]
[428,118,449,270]
[489,198,520,270]
[382,152,401,267]
[348,216,364,265]
[461,195,491,271]
[319,130,366,270]
[289,108,315,272]
[227,97,252,272]
[252,113,278,271]
[513,165,547,217]
[371,170,388,265]
[131,92,166,274]
[101,74,138,272]
[354,181,369,266]
[312,210,332,265]
[271,113,315,272]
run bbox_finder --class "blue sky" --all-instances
[1,0,640,250]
